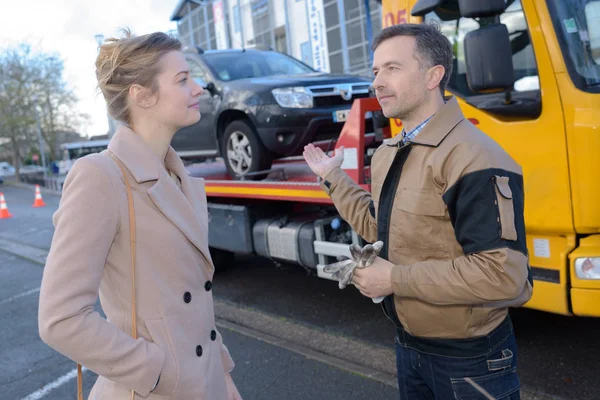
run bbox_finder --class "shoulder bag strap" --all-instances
[77,152,137,400]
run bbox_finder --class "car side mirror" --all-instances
[195,77,215,93]
[195,78,217,95]
[206,82,216,93]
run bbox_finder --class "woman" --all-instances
[38,29,242,399]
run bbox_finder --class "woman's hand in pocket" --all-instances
[225,373,242,400]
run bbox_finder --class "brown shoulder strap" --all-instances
[77,152,137,400]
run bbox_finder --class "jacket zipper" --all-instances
[377,142,412,327]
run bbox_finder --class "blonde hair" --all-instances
[95,28,182,124]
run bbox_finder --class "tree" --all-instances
[36,55,90,161]
[0,42,88,180]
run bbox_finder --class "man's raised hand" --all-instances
[302,143,344,179]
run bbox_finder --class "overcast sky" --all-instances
[0,0,181,138]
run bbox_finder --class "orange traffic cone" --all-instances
[0,192,12,219]
[33,184,46,208]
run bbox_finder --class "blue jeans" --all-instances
[394,317,521,399]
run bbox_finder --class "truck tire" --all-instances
[221,120,272,180]
[210,247,235,272]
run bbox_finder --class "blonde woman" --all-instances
[38,30,242,400]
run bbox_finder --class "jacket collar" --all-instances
[107,124,214,272]
[387,96,465,147]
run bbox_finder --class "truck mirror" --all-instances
[585,1,600,64]
[411,0,445,17]
[458,0,506,18]
[464,23,515,93]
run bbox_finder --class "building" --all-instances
[170,0,382,77]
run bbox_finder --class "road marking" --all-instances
[21,367,87,400]
[217,318,398,388]
[0,287,40,305]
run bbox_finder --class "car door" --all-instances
[171,57,219,157]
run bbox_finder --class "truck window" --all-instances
[546,0,600,92]
[424,1,540,113]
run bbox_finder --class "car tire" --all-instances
[210,247,235,272]
[221,120,272,180]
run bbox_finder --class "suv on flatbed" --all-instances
[173,46,374,179]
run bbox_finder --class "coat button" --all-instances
[196,345,203,357]
[204,280,212,291]
[211,330,217,341]
[183,292,192,303]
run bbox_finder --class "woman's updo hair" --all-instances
[95,28,182,124]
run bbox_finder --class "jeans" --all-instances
[394,317,520,399]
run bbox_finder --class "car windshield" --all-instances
[202,51,316,81]
[547,0,600,91]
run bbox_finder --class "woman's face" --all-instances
[149,50,204,131]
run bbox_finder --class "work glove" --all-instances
[322,241,385,303]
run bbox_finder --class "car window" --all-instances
[201,51,315,81]
[189,59,209,84]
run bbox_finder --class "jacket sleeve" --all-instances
[38,156,165,397]
[391,143,533,306]
[320,167,377,243]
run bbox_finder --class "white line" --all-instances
[21,367,87,400]
[0,287,40,306]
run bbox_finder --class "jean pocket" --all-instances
[488,349,513,372]
[451,367,520,400]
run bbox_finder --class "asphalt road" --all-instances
[1,183,598,399]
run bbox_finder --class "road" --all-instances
[1,182,597,399]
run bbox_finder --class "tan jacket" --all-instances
[38,125,234,399]
[321,97,533,339]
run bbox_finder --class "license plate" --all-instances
[333,109,351,123]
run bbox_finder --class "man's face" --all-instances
[371,35,430,120]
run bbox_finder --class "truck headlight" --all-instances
[272,87,313,108]
[575,257,600,279]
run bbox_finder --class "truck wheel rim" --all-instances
[226,131,252,175]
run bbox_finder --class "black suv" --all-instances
[173,46,373,179]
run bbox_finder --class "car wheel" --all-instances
[221,120,272,180]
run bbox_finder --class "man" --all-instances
[303,23,532,399]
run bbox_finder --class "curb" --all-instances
[3,180,62,197]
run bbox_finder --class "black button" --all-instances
[204,281,212,291]
[210,330,217,341]
[183,292,192,303]
[196,345,203,357]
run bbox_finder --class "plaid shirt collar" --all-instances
[401,114,434,144]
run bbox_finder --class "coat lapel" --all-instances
[108,125,214,272]
[163,148,214,272]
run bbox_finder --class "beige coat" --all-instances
[38,125,234,399]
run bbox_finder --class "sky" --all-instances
[0,0,181,138]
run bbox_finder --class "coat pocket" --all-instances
[493,176,517,241]
[145,318,179,396]
[392,188,449,254]
[395,188,447,217]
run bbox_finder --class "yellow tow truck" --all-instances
[378,0,600,317]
